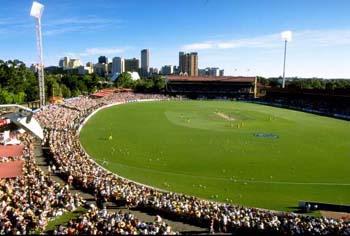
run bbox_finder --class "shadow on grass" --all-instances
[286,206,322,217]
[287,206,306,214]
[44,207,87,233]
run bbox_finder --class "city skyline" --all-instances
[1,0,350,78]
[56,51,228,77]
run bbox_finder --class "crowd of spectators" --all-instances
[33,92,349,235]
[53,206,175,235]
[0,155,22,163]
[257,95,350,120]
[0,133,84,234]
[1,118,172,235]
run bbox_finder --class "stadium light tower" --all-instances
[281,30,292,89]
[30,1,45,107]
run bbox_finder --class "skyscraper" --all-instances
[112,57,125,75]
[67,59,82,69]
[161,65,174,75]
[190,52,198,76]
[208,67,220,76]
[178,52,198,76]
[179,52,186,75]
[58,57,69,69]
[98,56,108,64]
[94,63,108,77]
[125,58,140,72]
[141,49,149,76]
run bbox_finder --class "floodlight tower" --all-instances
[281,30,292,89]
[30,1,45,107]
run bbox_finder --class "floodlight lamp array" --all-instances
[281,30,292,42]
[30,1,44,19]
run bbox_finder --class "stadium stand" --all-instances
[0,129,25,178]
[166,75,257,99]
[0,132,85,234]
[52,207,175,235]
[0,109,176,235]
[257,87,350,120]
[90,88,116,99]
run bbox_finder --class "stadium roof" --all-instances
[90,88,116,98]
[0,144,24,158]
[0,160,23,178]
[166,75,256,83]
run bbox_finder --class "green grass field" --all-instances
[80,100,350,211]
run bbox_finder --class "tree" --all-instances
[0,89,14,104]
[60,84,71,98]
[115,72,135,88]
[12,92,26,104]
[71,89,81,97]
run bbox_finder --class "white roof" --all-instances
[128,72,140,80]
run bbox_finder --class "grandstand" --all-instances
[166,75,258,98]
[259,87,350,120]
[90,88,116,99]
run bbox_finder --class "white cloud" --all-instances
[0,18,11,25]
[181,29,350,51]
[81,47,125,56]
[293,29,350,47]
[64,47,128,60]
[43,17,123,36]
[0,18,31,33]
[44,27,83,36]
[181,42,213,50]
[45,17,121,27]
[177,29,350,78]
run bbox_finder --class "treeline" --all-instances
[45,73,107,98]
[0,60,38,104]
[0,59,166,104]
[114,72,166,93]
[258,76,350,90]
[0,59,107,104]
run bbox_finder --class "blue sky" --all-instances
[1,0,350,78]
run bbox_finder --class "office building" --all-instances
[161,65,174,75]
[86,62,94,74]
[94,63,108,77]
[58,57,69,69]
[179,52,198,76]
[112,57,125,75]
[198,68,207,76]
[208,67,220,76]
[173,66,179,75]
[125,58,140,72]
[86,62,94,68]
[149,67,159,75]
[98,56,108,64]
[67,59,82,69]
[108,62,112,75]
[198,67,223,77]
[141,49,150,76]
[77,65,93,75]
[30,64,40,73]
